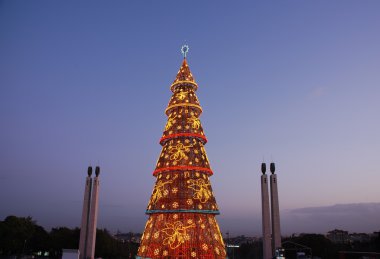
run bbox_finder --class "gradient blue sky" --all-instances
[1,1,379,236]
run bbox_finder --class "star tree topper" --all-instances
[181,45,189,58]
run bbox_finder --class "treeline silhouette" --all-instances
[226,234,380,259]
[0,216,138,258]
[2,215,380,259]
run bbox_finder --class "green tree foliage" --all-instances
[236,241,262,259]
[95,229,138,258]
[0,215,47,255]
[0,216,138,258]
[28,225,51,252]
[285,234,338,258]
[49,227,80,257]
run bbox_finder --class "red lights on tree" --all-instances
[137,54,226,258]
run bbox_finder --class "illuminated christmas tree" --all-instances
[137,46,226,259]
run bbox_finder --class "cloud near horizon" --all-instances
[281,203,380,235]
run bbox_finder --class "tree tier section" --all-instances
[170,58,197,92]
[137,213,226,259]
[165,88,202,116]
[146,171,219,214]
[161,105,206,146]
[154,138,212,176]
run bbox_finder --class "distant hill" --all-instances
[281,202,380,234]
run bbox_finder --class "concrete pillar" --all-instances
[86,167,100,259]
[79,167,93,259]
[261,163,272,259]
[270,163,281,253]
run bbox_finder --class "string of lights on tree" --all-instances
[136,46,226,259]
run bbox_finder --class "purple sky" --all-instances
[1,1,380,236]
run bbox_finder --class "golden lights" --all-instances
[168,143,193,161]
[188,178,212,203]
[161,221,195,249]
[137,56,226,259]
[150,175,178,205]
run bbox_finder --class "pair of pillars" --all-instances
[261,163,281,259]
[78,166,100,259]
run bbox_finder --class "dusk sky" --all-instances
[1,1,380,236]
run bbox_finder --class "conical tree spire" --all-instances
[137,50,226,259]
[171,59,198,92]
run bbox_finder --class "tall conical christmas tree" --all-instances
[137,46,226,259]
